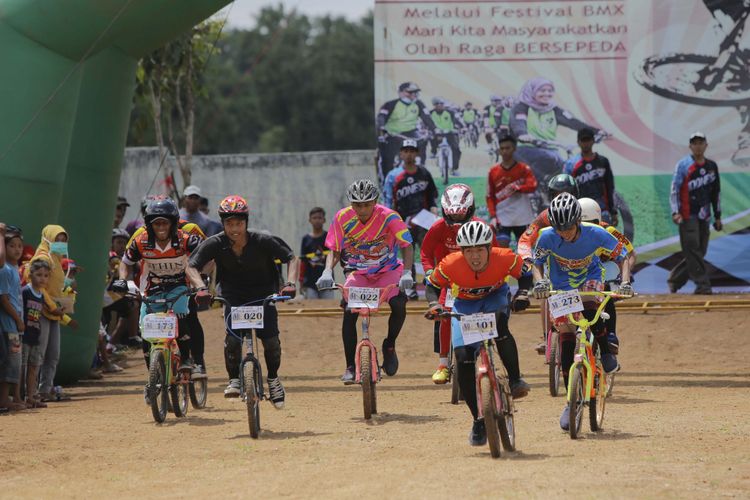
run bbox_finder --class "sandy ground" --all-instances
[1,295,749,499]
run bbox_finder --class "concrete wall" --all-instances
[119,147,377,247]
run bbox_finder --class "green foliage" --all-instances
[127,6,375,153]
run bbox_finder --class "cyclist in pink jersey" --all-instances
[317,179,414,383]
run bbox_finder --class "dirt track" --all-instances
[2,296,749,499]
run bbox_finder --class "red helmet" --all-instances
[218,195,249,220]
[441,183,475,225]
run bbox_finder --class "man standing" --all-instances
[180,185,217,236]
[114,196,130,228]
[668,132,722,295]
[564,128,618,225]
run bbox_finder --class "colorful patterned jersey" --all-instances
[325,204,412,274]
[122,230,201,293]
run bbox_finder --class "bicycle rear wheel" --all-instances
[606,372,615,397]
[548,330,561,397]
[242,360,261,438]
[189,376,208,409]
[360,345,374,420]
[568,366,585,439]
[498,380,516,452]
[480,376,501,458]
[170,376,189,417]
[148,351,168,423]
[590,369,606,431]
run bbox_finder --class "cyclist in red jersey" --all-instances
[421,184,499,383]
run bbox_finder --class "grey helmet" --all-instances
[548,193,582,230]
[346,179,379,203]
[456,221,494,247]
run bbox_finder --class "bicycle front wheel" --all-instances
[498,380,516,452]
[590,370,606,431]
[480,376,501,458]
[568,366,585,439]
[242,360,261,438]
[450,361,461,405]
[170,376,189,417]
[148,351,168,423]
[360,345,375,420]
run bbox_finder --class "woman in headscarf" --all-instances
[25,225,78,402]
[510,77,606,208]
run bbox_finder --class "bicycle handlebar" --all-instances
[548,289,634,328]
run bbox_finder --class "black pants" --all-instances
[185,296,205,368]
[668,218,711,292]
[560,307,609,388]
[223,303,281,379]
[454,313,521,420]
[341,292,407,367]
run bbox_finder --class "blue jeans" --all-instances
[450,285,511,348]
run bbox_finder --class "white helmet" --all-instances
[457,221,494,247]
[346,179,379,203]
[578,198,602,223]
[548,193,581,230]
[441,183,475,225]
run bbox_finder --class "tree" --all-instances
[132,19,223,193]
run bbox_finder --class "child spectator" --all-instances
[299,207,333,299]
[22,260,54,407]
[0,226,26,411]
[25,225,78,403]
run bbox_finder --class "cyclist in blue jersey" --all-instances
[530,193,633,430]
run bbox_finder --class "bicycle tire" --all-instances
[480,376,501,458]
[548,330,561,397]
[498,381,515,452]
[170,376,189,418]
[450,363,461,405]
[606,372,615,397]
[590,370,606,432]
[148,351,168,423]
[568,366,585,439]
[360,345,374,420]
[243,360,261,438]
[189,375,208,409]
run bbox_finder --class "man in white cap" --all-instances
[668,131,722,294]
[180,185,215,236]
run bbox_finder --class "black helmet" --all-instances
[547,174,579,199]
[145,198,179,225]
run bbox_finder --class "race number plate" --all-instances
[142,313,177,340]
[444,288,455,308]
[348,287,380,308]
[547,290,584,318]
[460,313,498,344]
[231,306,265,329]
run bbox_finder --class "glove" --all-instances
[280,282,297,299]
[424,301,443,320]
[423,269,434,285]
[532,279,552,299]
[511,289,530,312]
[195,289,212,307]
[399,270,414,292]
[616,281,633,298]
[111,279,128,293]
[316,268,334,289]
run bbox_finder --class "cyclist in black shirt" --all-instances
[187,195,298,408]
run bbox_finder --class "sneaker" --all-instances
[451,169,461,176]
[224,378,241,398]
[267,377,285,409]
[607,332,620,355]
[127,336,143,348]
[535,342,546,355]
[469,419,487,446]
[432,365,450,384]
[102,363,123,374]
[560,405,570,431]
[341,366,356,385]
[192,365,207,380]
[381,339,399,376]
[179,359,194,372]
[510,378,531,399]
[601,353,620,374]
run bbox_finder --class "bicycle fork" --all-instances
[567,331,596,403]
[354,315,380,384]
[241,336,264,401]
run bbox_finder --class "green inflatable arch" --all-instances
[0,0,229,382]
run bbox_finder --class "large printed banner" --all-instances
[375,0,750,293]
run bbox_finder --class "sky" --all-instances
[217,0,374,29]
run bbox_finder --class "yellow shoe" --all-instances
[432,365,450,385]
